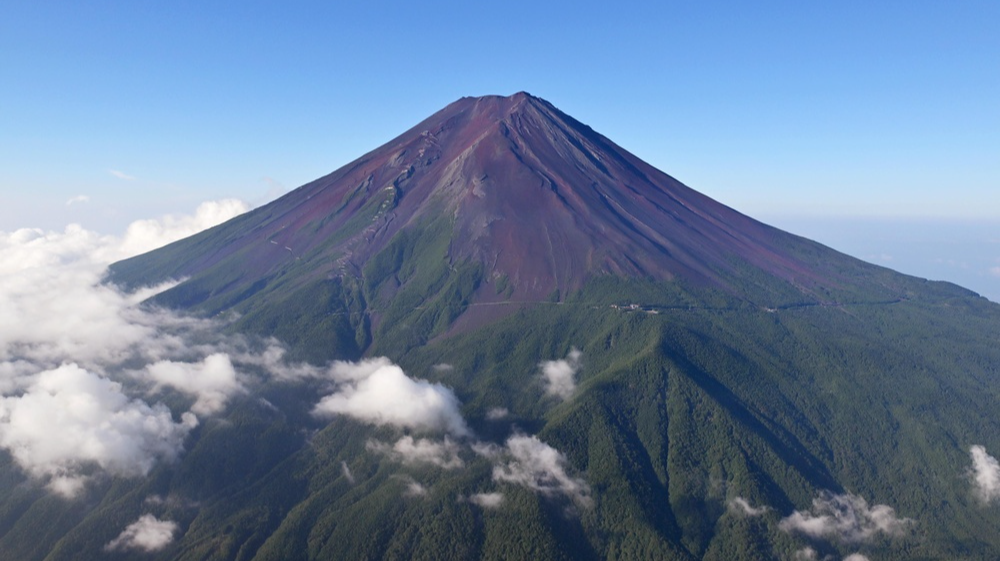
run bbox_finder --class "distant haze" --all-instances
[766,216,1000,303]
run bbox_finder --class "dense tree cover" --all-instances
[0,273,995,559]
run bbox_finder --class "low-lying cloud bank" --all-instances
[0,201,248,495]
[779,491,911,543]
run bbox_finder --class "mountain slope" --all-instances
[6,93,1000,560]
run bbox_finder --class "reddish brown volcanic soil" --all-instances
[235,92,821,302]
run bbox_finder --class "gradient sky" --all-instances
[2,1,998,294]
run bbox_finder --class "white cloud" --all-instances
[0,199,248,371]
[540,348,582,400]
[486,407,509,420]
[989,266,1000,279]
[105,514,178,552]
[117,199,249,257]
[144,353,244,415]
[471,441,502,458]
[393,475,428,498]
[109,169,137,181]
[341,461,355,484]
[843,555,870,561]
[313,358,470,436]
[468,492,504,509]
[367,436,465,469]
[0,364,197,496]
[793,547,819,561]
[0,200,248,495]
[778,491,911,544]
[65,195,90,206]
[492,434,592,508]
[969,445,1000,503]
[728,496,769,516]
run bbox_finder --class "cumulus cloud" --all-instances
[0,364,197,496]
[144,353,244,415]
[728,496,769,516]
[778,491,911,544]
[843,555,870,561]
[969,445,1000,503]
[117,199,249,257]
[105,514,178,552]
[492,434,592,508]
[368,436,465,469]
[313,358,470,436]
[65,195,90,206]
[540,348,582,400]
[468,492,504,509]
[109,169,137,181]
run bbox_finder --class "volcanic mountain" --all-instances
[8,93,1000,561]
[112,92,918,360]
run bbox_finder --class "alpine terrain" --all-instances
[6,93,1000,560]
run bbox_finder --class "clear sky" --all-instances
[2,1,998,295]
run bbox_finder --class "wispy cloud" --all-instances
[728,496,769,516]
[969,445,1000,503]
[367,436,465,469]
[393,475,428,498]
[778,491,911,543]
[105,514,178,552]
[467,492,504,509]
[540,348,582,401]
[341,461,355,484]
[492,434,592,508]
[109,169,137,181]
[486,407,509,420]
[65,195,90,206]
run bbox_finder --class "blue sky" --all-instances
[2,1,998,296]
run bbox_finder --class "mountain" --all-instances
[5,93,1000,560]
[110,92,926,362]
